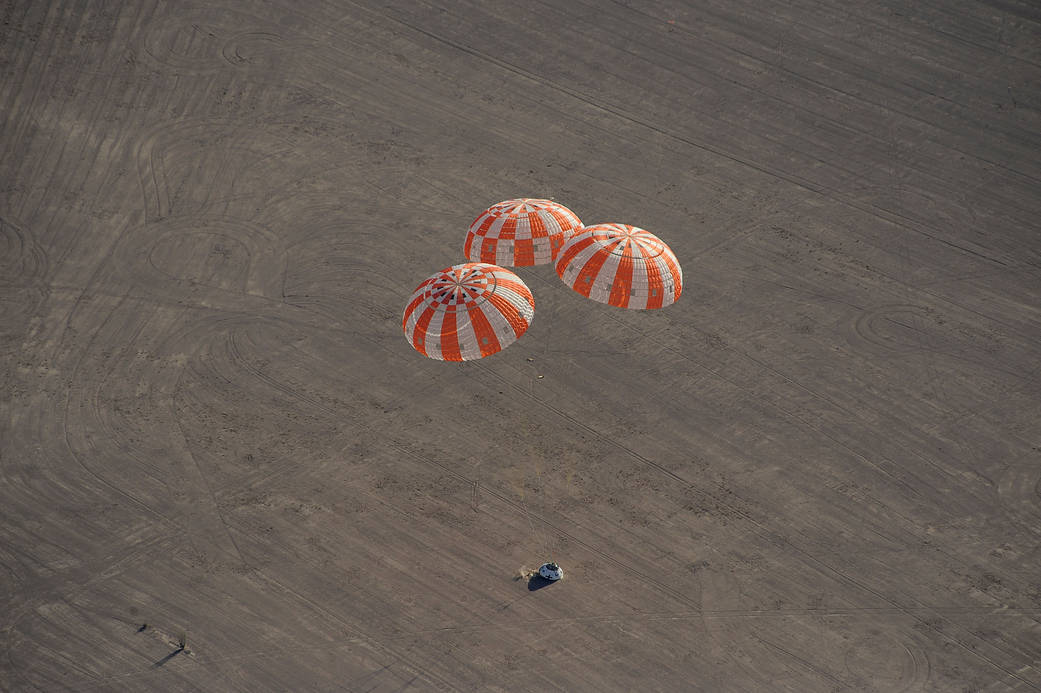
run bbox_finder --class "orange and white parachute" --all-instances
[402,263,534,361]
[464,198,583,267]
[555,223,682,309]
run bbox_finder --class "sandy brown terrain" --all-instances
[2,0,1041,690]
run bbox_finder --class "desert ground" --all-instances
[2,0,1041,690]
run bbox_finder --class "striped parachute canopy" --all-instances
[555,223,682,309]
[464,198,583,267]
[403,263,535,361]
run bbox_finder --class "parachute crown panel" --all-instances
[464,198,583,267]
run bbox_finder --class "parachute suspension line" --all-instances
[523,457,550,560]
[520,494,548,562]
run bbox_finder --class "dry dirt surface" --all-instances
[3,1,1041,691]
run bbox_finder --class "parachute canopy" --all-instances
[464,198,583,267]
[555,223,682,309]
[403,263,535,361]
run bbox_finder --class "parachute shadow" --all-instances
[152,646,184,668]
[527,574,556,591]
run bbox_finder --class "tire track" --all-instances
[167,313,372,497]
[658,0,1041,181]
[54,604,966,692]
[263,0,773,250]
[4,0,1039,689]
[557,258,1025,523]
[107,215,285,301]
[136,10,230,75]
[250,570,464,693]
[996,460,1041,540]
[58,293,261,567]
[0,2,36,161]
[367,0,1023,268]
[547,0,1041,231]
[132,4,308,77]
[63,2,162,253]
[11,1,95,225]
[22,0,143,248]
[0,1,69,176]
[152,312,344,564]
[170,386,247,566]
[463,301,1041,689]
[133,117,293,222]
[798,0,1041,70]
[755,633,853,689]
[59,293,179,524]
[382,435,704,613]
[130,110,432,227]
[845,302,1041,385]
[0,214,49,334]
[2,531,173,644]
